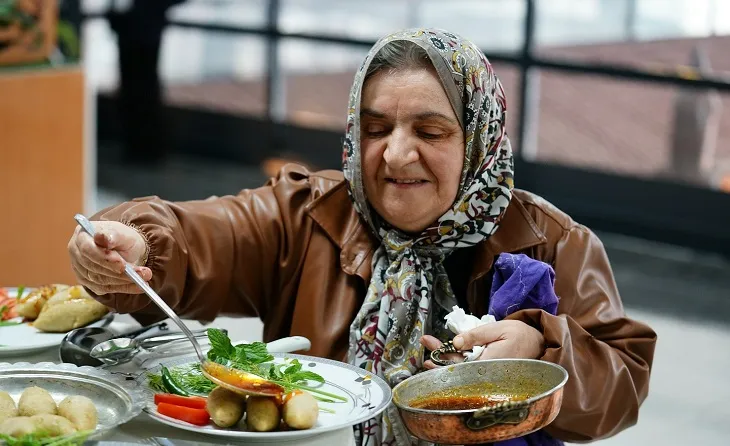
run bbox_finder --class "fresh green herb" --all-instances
[161,366,191,396]
[0,318,21,327]
[15,286,25,300]
[0,430,91,446]
[147,363,217,396]
[207,327,235,362]
[205,329,347,403]
[207,328,273,372]
[0,322,21,327]
[147,371,166,393]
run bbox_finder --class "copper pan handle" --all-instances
[465,400,530,430]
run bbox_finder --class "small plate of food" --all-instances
[0,361,146,445]
[138,329,392,442]
[0,285,114,357]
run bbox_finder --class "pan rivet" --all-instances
[440,374,449,383]
[477,366,486,375]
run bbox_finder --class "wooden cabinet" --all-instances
[0,66,89,286]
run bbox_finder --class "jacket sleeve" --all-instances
[88,165,314,325]
[507,225,657,442]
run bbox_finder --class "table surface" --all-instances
[9,315,356,446]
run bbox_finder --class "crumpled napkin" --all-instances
[444,305,496,361]
[442,252,560,363]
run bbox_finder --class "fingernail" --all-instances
[453,335,464,350]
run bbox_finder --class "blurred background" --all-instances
[2,0,730,444]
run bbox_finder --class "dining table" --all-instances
[10,314,357,446]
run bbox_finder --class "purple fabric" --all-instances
[487,253,564,446]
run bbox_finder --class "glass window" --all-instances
[528,68,730,190]
[168,0,268,27]
[161,28,268,117]
[277,39,370,130]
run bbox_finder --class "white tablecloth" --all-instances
[13,315,356,446]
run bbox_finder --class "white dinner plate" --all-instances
[0,287,114,357]
[139,350,392,442]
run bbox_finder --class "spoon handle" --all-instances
[74,214,207,363]
[119,321,169,340]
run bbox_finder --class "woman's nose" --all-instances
[383,131,419,169]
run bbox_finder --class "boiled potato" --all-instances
[0,392,18,423]
[16,284,68,319]
[0,416,36,437]
[18,386,57,416]
[33,288,109,333]
[30,414,77,436]
[206,387,246,428]
[246,396,280,432]
[58,395,97,431]
[282,391,318,430]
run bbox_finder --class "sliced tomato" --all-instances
[157,402,210,426]
[154,393,207,409]
[0,296,17,321]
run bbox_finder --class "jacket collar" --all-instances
[306,182,547,283]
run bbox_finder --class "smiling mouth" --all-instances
[386,178,428,185]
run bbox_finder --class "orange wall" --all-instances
[0,67,85,286]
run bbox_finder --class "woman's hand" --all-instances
[420,320,545,369]
[67,220,152,295]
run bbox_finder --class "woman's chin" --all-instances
[380,210,433,234]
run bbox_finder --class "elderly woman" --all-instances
[68,28,656,445]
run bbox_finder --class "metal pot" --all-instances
[392,359,568,445]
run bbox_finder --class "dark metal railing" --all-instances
[84,0,730,154]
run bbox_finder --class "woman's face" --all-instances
[360,68,465,233]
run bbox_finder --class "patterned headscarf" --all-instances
[343,28,514,445]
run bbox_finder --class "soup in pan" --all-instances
[408,381,539,412]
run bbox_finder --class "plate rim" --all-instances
[138,352,393,440]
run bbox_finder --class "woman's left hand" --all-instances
[420,320,545,370]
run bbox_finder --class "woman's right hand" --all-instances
[67,220,153,295]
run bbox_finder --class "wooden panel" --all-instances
[0,67,84,286]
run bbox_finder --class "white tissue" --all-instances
[443,305,496,362]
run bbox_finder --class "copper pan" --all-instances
[392,359,568,445]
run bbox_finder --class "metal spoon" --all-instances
[74,214,288,397]
[61,326,208,367]
[60,321,170,366]
[90,331,213,364]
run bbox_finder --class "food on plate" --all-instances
[58,395,98,431]
[18,386,57,416]
[0,416,36,437]
[245,396,280,432]
[4,284,111,333]
[0,289,18,322]
[157,402,210,426]
[148,364,217,396]
[32,285,110,333]
[28,414,78,436]
[282,390,319,430]
[206,387,246,428]
[0,391,17,422]
[0,388,99,444]
[153,394,207,410]
[15,284,68,319]
[0,414,77,437]
[146,330,349,432]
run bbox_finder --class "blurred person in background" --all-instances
[68,28,656,446]
[107,0,187,165]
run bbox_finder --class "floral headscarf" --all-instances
[343,28,514,445]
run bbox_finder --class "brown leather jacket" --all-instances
[91,164,656,443]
